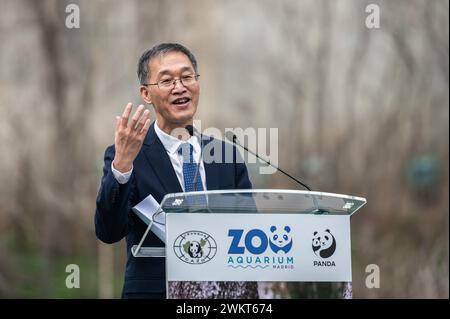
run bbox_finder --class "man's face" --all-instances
[144,51,200,129]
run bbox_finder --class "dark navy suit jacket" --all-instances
[95,122,252,298]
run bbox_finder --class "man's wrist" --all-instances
[112,158,132,173]
[111,161,133,184]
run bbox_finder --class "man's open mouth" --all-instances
[172,97,191,105]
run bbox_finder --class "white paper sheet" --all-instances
[132,194,166,243]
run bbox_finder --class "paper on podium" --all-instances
[132,194,166,243]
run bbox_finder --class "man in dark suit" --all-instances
[95,43,258,298]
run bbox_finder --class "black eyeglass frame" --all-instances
[142,74,200,89]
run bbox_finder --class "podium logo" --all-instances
[228,226,293,254]
[227,226,294,270]
[173,231,217,264]
[269,226,293,253]
[172,198,184,206]
[312,229,336,259]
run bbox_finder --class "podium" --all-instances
[131,189,366,298]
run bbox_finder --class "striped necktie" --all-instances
[179,143,204,192]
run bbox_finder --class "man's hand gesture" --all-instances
[112,103,151,173]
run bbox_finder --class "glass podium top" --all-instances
[159,189,366,216]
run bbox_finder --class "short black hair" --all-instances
[137,43,198,85]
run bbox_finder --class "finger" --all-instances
[140,118,151,135]
[115,116,121,132]
[135,109,150,132]
[121,103,133,127]
[130,104,145,129]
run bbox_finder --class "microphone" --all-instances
[185,124,194,138]
[225,131,312,191]
[185,125,203,192]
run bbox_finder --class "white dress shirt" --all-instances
[112,121,207,191]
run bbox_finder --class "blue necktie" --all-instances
[179,143,204,192]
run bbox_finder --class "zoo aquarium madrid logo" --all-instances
[226,225,295,270]
[173,230,217,264]
[312,229,337,267]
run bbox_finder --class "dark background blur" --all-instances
[0,0,448,298]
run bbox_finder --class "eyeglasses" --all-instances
[143,74,200,90]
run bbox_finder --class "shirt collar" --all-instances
[154,120,199,154]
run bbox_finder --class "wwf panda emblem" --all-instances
[184,240,204,258]
[312,229,336,258]
[173,231,217,264]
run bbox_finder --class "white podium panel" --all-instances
[166,213,352,282]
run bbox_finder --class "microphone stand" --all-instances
[228,133,312,191]
[226,133,327,214]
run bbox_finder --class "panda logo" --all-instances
[269,226,293,253]
[312,229,336,258]
[182,240,206,258]
[175,231,217,264]
[188,241,203,258]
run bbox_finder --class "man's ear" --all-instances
[139,85,152,104]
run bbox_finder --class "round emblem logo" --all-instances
[173,230,217,264]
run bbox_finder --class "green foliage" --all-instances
[182,241,191,254]
[0,231,116,298]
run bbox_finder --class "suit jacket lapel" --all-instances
[203,137,220,190]
[142,122,183,194]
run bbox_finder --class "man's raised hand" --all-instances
[112,103,151,173]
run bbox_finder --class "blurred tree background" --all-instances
[0,0,448,298]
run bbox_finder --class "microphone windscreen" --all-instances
[225,131,237,143]
[185,125,194,137]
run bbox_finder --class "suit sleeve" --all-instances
[94,145,135,244]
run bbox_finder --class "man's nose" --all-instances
[172,79,187,93]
